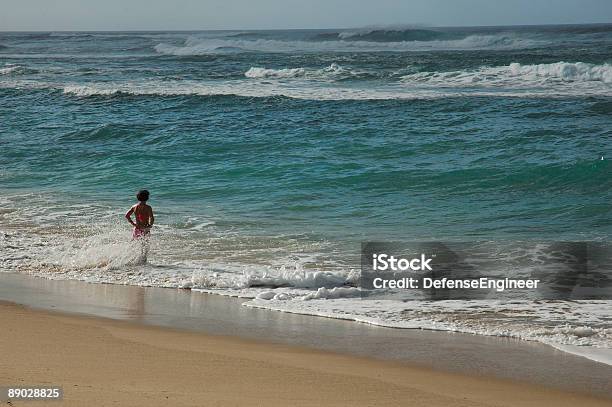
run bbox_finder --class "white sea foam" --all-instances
[244,269,354,288]
[45,224,147,270]
[57,82,612,100]
[303,287,361,300]
[509,62,612,83]
[244,64,366,80]
[402,62,612,87]
[59,81,447,100]
[245,67,306,79]
[62,85,125,96]
[1,60,606,100]
[0,64,23,75]
[183,262,356,291]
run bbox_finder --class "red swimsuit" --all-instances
[132,205,151,239]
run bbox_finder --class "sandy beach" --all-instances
[0,301,610,407]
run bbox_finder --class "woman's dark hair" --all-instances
[136,190,150,202]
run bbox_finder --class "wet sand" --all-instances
[3,301,612,407]
[0,272,611,405]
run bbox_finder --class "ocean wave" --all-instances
[54,81,441,99]
[52,83,537,100]
[244,63,368,80]
[63,85,126,97]
[14,80,607,100]
[303,287,361,300]
[17,33,52,40]
[184,262,357,291]
[154,33,543,55]
[402,61,612,87]
[244,270,354,289]
[510,62,612,83]
[0,64,25,75]
[227,31,275,39]
[5,60,611,100]
[333,26,457,42]
[245,67,306,79]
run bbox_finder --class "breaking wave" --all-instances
[402,62,612,87]
[325,26,458,42]
[509,62,612,83]
[245,67,306,79]
[55,62,612,99]
[244,63,368,80]
[6,80,604,101]
[3,61,610,100]
[188,267,356,291]
[0,64,25,75]
[154,33,543,55]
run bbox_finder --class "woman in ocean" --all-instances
[125,189,154,238]
[125,190,155,262]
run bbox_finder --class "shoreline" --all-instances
[0,272,611,401]
[241,295,612,366]
[2,303,611,406]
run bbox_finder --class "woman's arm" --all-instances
[125,206,136,227]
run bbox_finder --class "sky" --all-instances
[1,0,611,31]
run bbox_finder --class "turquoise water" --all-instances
[1,24,611,269]
[2,94,610,241]
[1,25,611,359]
[2,27,611,236]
